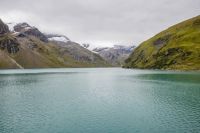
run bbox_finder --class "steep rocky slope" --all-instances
[124,15,200,70]
[14,23,48,42]
[0,19,110,69]
[0,19,9,34]
[47,36,109,67]
[93,45,135,66]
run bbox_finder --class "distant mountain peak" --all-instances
[9,22,49,42]
[92,44,135,66]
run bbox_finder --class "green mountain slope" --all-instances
[124,15,200,70]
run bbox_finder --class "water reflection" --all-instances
[136,73,200,84]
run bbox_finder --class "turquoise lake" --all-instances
[0,68,200,133]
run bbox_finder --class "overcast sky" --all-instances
[0,0,199,47]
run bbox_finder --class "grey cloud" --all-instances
[0,0,199,46]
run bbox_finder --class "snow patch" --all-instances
[24,27,32,30]
[7,22,17,31]
[48,36,69,43]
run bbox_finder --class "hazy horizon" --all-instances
[0,0,199,47]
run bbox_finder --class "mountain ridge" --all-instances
[93,45,135,66]
[0,19,110,69]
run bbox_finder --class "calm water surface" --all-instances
[0,68,200,133]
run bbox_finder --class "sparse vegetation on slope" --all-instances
[0,19,110,69]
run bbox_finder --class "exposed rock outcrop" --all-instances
[14,23,48,42]
[0,19,19,54]
[0,19,9,34]
[0,36,19,53]
[82,43,90,49]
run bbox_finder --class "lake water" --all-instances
[0,68,200,133]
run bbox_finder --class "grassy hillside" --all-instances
[124,15,200,70]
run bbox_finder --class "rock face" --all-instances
[14,23,48,42]
[93,45,135,66]
[0,19,9,34]
[82,43,90,49]
[0,36,19,53]
[0,19,19,54]
[124,15,200,70]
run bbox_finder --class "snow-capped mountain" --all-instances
[7,22,70,43]
[92,44,135,66]
[0,19,109,68]
[6,20,134,67]
[7,22,48,42]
